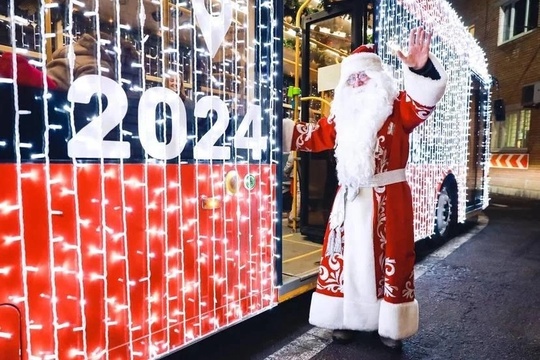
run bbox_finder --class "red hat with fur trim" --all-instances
[339,44,383,83]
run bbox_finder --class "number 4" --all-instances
[233,104,266,161]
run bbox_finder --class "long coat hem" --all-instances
[309,293,419,340]
[309,291,380,331]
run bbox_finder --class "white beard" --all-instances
[331,71,398,192]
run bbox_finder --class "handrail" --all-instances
[289,0,315,233]
[293,0,314,124]
[301,96,332,108]
[0,45,42,60]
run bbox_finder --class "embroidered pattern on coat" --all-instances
[316,252,344,294]
[373,116,418,303]
[387,122,395,135]
[374,135,389,175]
[384,257,398,298]
[294,123,318,151]
[374,134,389,298]
[402,271,415,300]
[405,94,435,120]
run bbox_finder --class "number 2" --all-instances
[67,75,130,159]
[193,96,230,160]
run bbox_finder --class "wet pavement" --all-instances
[312,195,540,359]
[167,195,540,360]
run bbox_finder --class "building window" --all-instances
[499,0,539,43]
[491,109,531,151]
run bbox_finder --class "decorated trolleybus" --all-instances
[0,0,490,358]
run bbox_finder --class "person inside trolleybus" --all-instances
[283,26,448,350]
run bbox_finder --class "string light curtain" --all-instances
[0,0,278,358]
[0,0,490,358]
[377,0,491,240]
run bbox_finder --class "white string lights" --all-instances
[378,0,491,240]
[0,0,277,358]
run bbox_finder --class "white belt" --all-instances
[356,168,407,188]
[326,168,407,256]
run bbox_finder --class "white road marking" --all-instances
[264,214,489,360]
[264,327,333,360]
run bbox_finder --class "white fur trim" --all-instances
[340,53,383,83]
[378,299,419,340]
[343,188,379,330]
[282,118,295,152]
[310,187,382,331]
[309,291,380,331]
[309,292,343,329]
[342,187,378,305]
[343,298,380,330]
[403,53,448,107]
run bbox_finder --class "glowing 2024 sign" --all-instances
[67,75,266,161]
[67,0,264,162]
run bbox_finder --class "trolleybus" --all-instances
[0,0,490,358]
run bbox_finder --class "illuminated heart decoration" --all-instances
[192,0,233,58]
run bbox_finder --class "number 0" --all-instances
[138,87,188,160]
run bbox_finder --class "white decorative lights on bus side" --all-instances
[377,0,491,239]
[0,0,279,358]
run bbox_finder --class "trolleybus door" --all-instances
[298,1,374,242]
[466,75,491,212]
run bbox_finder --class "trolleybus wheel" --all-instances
[435,177,458,239]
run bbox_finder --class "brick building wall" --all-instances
[450,0,540,198]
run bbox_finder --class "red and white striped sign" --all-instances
[490,154,529,169]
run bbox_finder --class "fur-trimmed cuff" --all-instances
[309,291,380,331]
[282,118,295,153]
[378,299,419,340]
[403,53,447,107]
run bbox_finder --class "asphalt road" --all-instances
[165,195,540,360]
